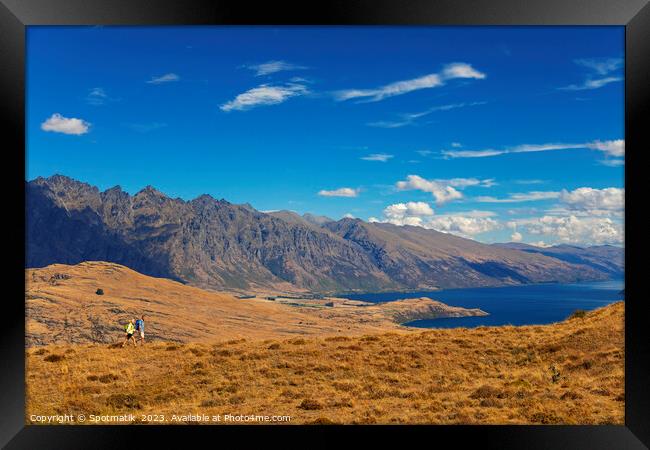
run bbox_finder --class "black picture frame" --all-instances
[2,0,648,448]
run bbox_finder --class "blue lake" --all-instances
[345,279,625,329]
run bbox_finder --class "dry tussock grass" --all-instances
[26,302,624,425]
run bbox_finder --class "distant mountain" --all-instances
[27,175,613,293]
[267,210,334,230]
[303,213,334,226]
[323,219,608,290]
[493,243,624,277]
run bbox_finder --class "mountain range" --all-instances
[26,175,623,293]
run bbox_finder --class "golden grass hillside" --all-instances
[26,302,624,425]
[26,262,486,345]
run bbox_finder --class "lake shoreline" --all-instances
[345,278,624,329]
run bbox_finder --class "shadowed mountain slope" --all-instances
[27,175,610,293]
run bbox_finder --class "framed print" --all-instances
[1,0,649,448]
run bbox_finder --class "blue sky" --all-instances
[27,26,624,246]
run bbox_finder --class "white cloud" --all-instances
[560,57,623,91]
[146,73,180,84]
[343,213,355,219]
[335,62,485,103]
[442,139,625,159]
[586,139,624,157]
[244,60,307,76]
[220,83,308,112]
[518,215,623,245]
[360,153,394,162]
[476,191,561,203]
[441,63,487,80]
[383,202,435,224]
[41,113,90,135]
[426,214,500,237]
[372,203,498,236]
[396,175,463,206]
[559,187,624,212]
[451,142,462,148]
[317,187,359,198]
[510,231,523,242]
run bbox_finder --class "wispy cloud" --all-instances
[220,82,308,112]
[598,159,625,167]
[334,62,485,103]
[367,101,487,128]
[244,60,308,76]
[317,187,359,197]
[560,77,622,91]
[514,179,546,185]
[560,57,623,91]
[442,139,625,159]
[360,153,394,162]
[41,113,90,135]
[575,58,623,75]
[146,73,180,84]
[86,87,108,105]
[475,191,561,203]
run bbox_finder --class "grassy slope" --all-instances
[26,262,400,345]
[26,302,624,425]
[27,262,490,346]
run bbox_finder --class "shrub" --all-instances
[106,393,141,409]
[298,399,323,410]
[479,398,501,407]
[268,343,280,350]
[569,309,587,320]
[308,417,336,424]
[98,373,119,383]
[44,354,64,362]
[470,385,502,399]
[200,398,223,407]
[95,288,104,296]
[528,410,563,424]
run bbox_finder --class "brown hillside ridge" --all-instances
[26,302,624,425]
[26,262,487,346]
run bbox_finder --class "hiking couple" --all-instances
[122,315,146,347]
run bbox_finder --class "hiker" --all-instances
[135,314,146,345]
[122,318,137,347]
